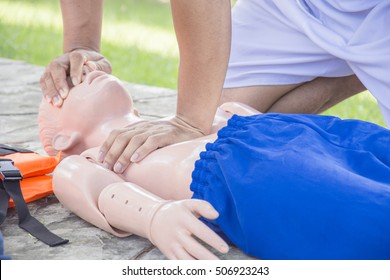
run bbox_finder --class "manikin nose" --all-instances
[84,71,107,85]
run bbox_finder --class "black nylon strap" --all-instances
[0,159,68,247]
[0,187,10,225]
[0,144,33,156]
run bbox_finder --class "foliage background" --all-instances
[0,0,384,126]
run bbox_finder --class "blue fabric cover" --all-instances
[0,231,11,260]
[190,114,390,260]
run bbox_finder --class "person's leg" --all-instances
[268,75,365,114]
[221,84,302,113]
[221,74,365,114]
[226,0,389,122]
[222,0,362,115]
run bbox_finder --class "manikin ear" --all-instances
[52,131,81,152]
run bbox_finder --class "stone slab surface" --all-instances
[0,58,255,260]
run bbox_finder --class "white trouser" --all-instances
[225,0,390,127]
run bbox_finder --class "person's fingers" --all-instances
[39,71,52,103]
[98,127,138,165]
[100,117,204,171]
[85,60,97,72]
[103,131,149,170]
[41,72,63,107]
[39,53,71,105]
[180,234,220,260]
[130,133,173,163]
[80,62,98,82]
[81,65,89,82]
[86,59,111,74]
[112,133,149,173]
[69,50,86,86]
[85,51,112,72]
[95,58,113,74]
[98,129,125,163]
[50,63,69,99]
[40,49,112,104]
[83,62,96,82]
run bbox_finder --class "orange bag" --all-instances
[0,145,60,208]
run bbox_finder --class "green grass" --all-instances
[0,0,63,66]
[0,0,179,88]
[0,0,385,126]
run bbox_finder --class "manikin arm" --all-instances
[53,155,129,237]
[53,156,228,259]
[100,182,229,259]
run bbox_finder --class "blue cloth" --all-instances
[191,114,390,260]
[0,231,11,260]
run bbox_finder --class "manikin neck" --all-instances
[88,114,144,145]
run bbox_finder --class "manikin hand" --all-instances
[40,49,112,107]
[98,182,229,259]
[98,116,206,173]
[148,199,229,260]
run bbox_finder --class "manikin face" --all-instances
[38,71,136,156]
[59,71,135,125]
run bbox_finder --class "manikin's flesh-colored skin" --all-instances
[39,71,260,259]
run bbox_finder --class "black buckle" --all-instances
[0,159,23,182]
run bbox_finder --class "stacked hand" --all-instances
[40,49,112,107]
[98,116,206,173]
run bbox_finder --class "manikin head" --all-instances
[38,71,140,157]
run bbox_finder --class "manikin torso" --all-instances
[39,71,260,200]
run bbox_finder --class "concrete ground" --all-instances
[0,57,255,260]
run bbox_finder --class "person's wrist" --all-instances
[64,45,100,54]
[175,114,210,136]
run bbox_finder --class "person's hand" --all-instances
[148,199,229,260]
[40,49,112,107]
[98,116,206,173]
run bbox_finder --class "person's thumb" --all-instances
[86,59,112,74]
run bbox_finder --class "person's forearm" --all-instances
[171,0,231,134]
[61,0,103,53]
